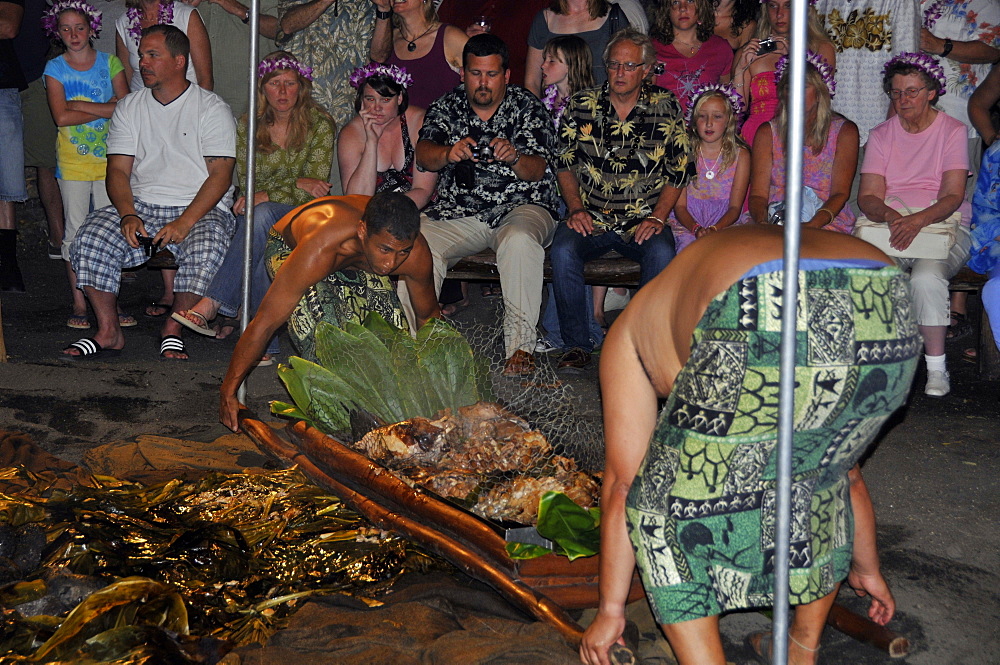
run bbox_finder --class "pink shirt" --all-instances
[653,35,734,113]
[861,111,971,225]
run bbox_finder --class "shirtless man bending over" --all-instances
[219,192,440,432]
[583,226,918,665]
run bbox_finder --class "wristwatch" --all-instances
[241,8,250,23]
[375,8,392,20]
[941,38,954,58]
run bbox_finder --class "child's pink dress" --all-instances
[669,152,747,252]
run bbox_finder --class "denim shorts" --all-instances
[0,88,27,201]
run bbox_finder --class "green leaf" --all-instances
[535,492,601,561]
[504,541,552,560]
[269,401,314,428]
[416,318,482,411]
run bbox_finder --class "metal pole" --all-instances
[772,1,809,663]
[237,0,261,405]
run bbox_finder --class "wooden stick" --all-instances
[827,603,909,658]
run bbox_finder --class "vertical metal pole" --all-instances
[772,1,809,664]
[237,0,261,405]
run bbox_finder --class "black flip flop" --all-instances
[159,334,188,360]
[61,338,122,361]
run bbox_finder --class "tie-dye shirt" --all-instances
[42,51,124,181]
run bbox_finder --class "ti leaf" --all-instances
[504,541,551,560]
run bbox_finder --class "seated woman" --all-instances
[339,64,437,212]
[649,0,732,113]
[732,0,834,145]
[858,52,972,398]
[744,52,858,234]
[969,141,1000,362]
[581,226,913,665]
[172,51,335,362]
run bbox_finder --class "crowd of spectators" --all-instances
[0,0,998,381]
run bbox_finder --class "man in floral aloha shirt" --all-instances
[551,27,693,372]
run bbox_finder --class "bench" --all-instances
[446,252,998,380]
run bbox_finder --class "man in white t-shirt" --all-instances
[63,25,237,361]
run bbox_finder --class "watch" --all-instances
[375,8,392,20]
[941,38,954,58]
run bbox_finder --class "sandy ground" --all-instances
[1,200,998,664]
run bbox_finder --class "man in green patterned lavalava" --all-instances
[219,192,440,432]
[581,226,918,665]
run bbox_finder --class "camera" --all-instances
[757,38,778,55]
[136,233,160,258]
[470,142,494,161]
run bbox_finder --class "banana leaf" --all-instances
[414,318,483,413]
[506,492,602,562]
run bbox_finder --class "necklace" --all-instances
[700,151,723,180]
[674,39,700,55]
[599,84,649,160]
[402,22,437,52]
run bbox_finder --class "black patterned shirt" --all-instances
[419,84,560,227]
[557,83,694,235]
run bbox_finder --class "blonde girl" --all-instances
[669,83,750,252]
[43,0,130,329]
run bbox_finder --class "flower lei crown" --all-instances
[349,63,413,89]
[760,0,816,6]
[775,50,837,98]
[258,55,314,81]
[42,0,102,38]
[882,51,946,96]
[684,83,745,127]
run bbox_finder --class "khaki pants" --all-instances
[399,204,556,356]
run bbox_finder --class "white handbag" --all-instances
[853,197,960,260]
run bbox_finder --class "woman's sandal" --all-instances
[962,347,977,363]
[171,310,216,336]
[947,311,973,340]
[214,316,240,339]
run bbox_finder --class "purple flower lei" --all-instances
[760,0,816,6]
[42,0,102,38]
[126,1,174,46]
[258,55,314,81]
[349,63,413,89]
[922,0,946,30]
[882,52,947,96]
[685,82,745,127]
[542,84,570,126]
[775,50,837,98]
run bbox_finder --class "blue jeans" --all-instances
[540,283,604,349]
[206,201,294,354]
[0,88,27,201]
[551,224,675,351]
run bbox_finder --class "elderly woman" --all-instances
[338,63,437,211]
[172,52,335,362]
[745,52,858,234]
[732,0,834,144]
[858,52,972,398]
[649,0,733,113]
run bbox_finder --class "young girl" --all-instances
[668,83,750,253]
[43,0,130,330]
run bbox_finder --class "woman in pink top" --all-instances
[745,52,858,235]
[858,52,971,399]
[731,0,834,145]
[649,0,733,112]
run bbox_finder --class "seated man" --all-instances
[552,27,694,371]
[582,226,916,665]
[61,24,236,360]
[219,192,440,432]
[397,33,561,375]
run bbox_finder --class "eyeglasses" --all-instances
[606,60,644,72]
[888,87,928,100]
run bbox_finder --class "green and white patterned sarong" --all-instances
[265,229,408,362]
[625,259,920,624]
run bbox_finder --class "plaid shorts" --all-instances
[71,199,236,295]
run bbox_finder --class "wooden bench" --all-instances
[446,252,998,380]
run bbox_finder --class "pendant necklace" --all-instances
[404,22,437,52]
[701,151,723,180]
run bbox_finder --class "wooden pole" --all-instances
[827,603,910,658]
